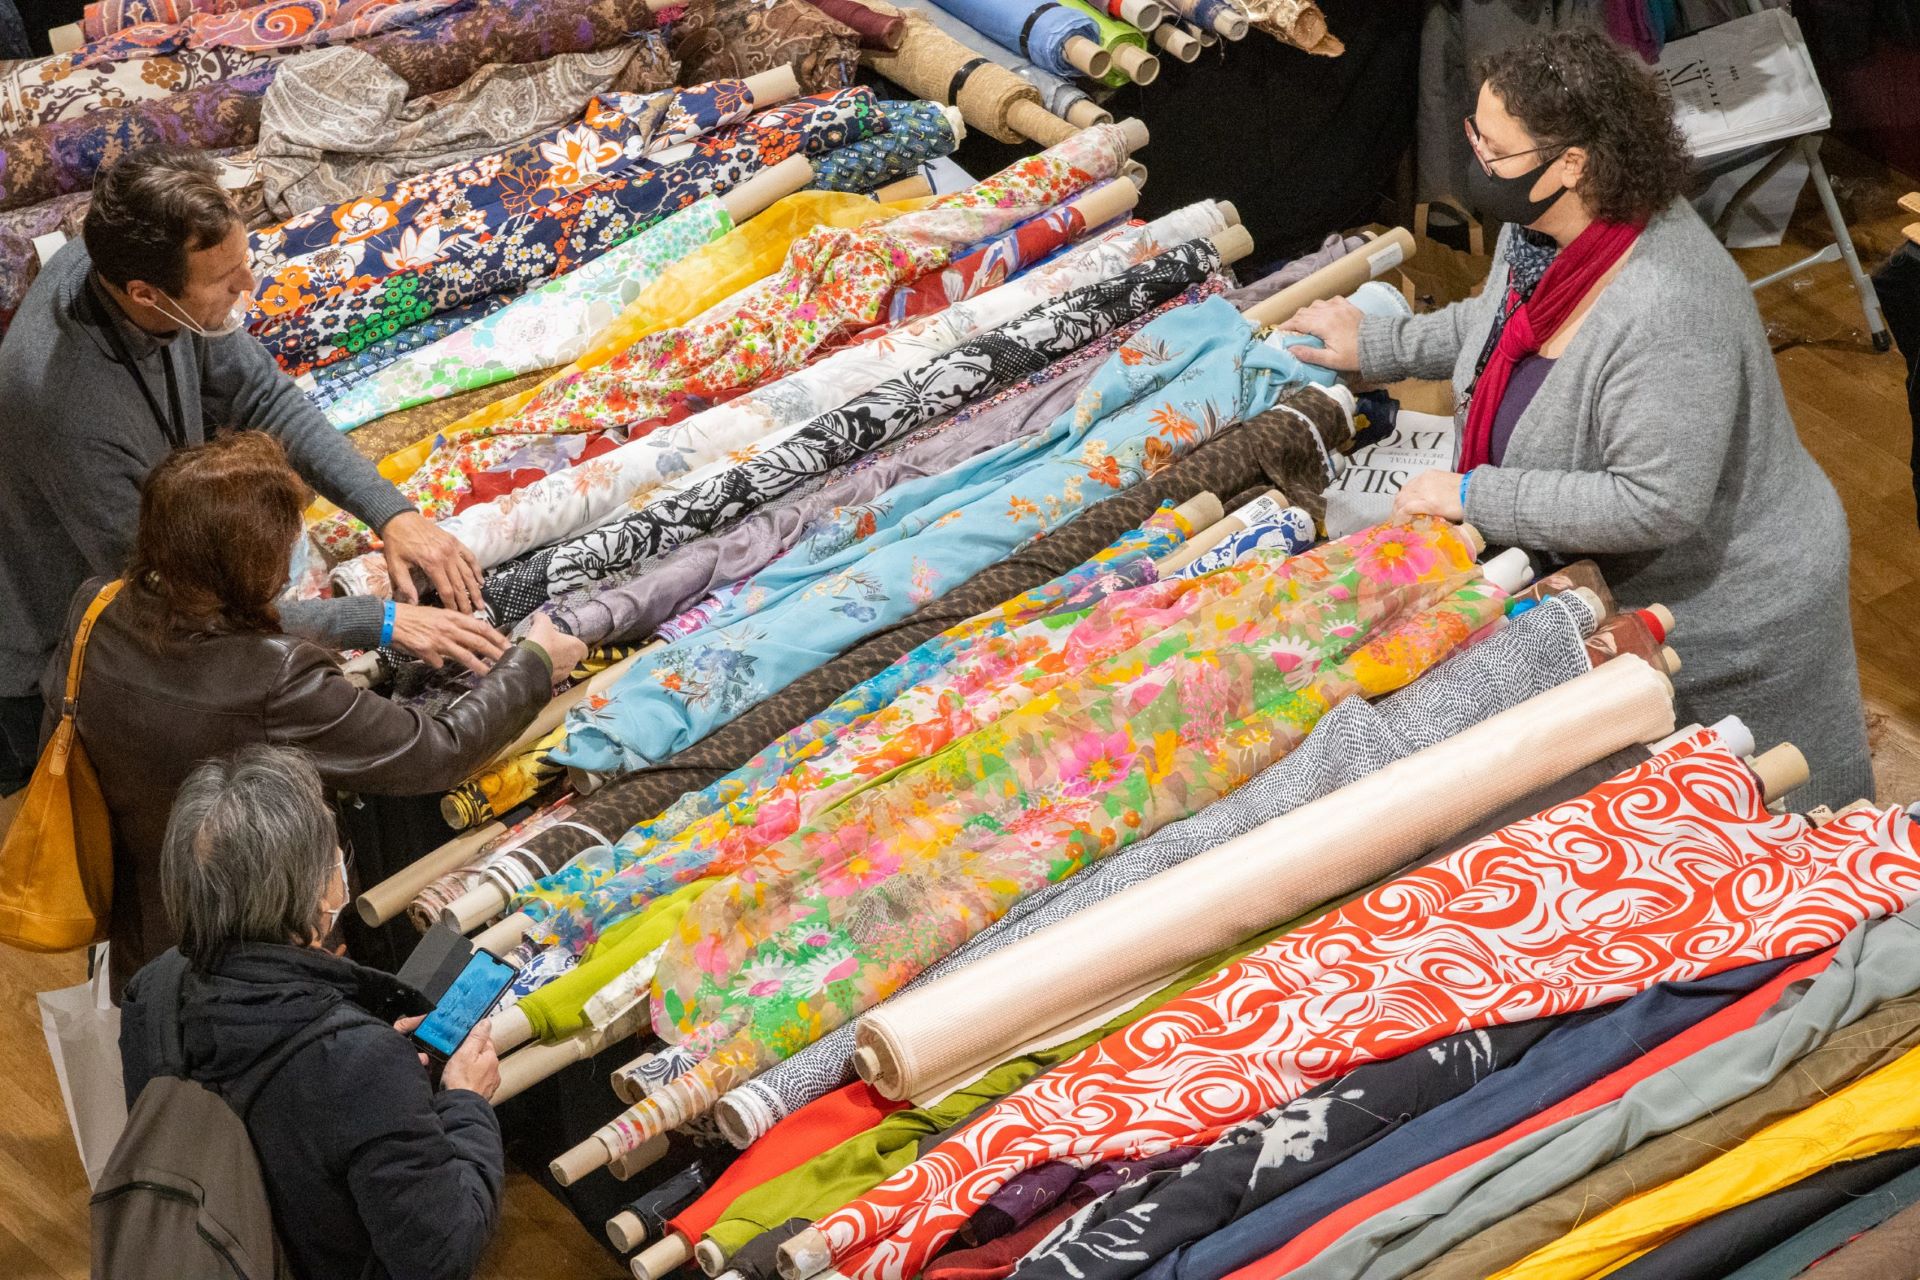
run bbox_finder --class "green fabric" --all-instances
[518,878,713,1041]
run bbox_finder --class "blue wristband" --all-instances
[379,600,396,649]
[1458,469,1474,518]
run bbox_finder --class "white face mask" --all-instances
[154,289,248,339]
[318,850,348,940]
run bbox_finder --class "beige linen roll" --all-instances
[853,654,1678,1099]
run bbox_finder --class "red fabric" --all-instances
[453,431,621,513]
[668,1082,904,1240]
[1459,218,1642,472]
[1231,944,1840,1280]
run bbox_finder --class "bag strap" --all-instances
[46,580,122,781]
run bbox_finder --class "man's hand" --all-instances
[379,511,484,613]
[390,604,509,676]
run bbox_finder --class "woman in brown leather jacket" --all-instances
[51,432,587,996]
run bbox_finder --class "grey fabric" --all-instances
[1301,897,1920,1280]
[256,43,652,219]
[1226,234,1368,309]
[714,592,1600,1145]
[0,239,403,697]
[1358,197,1870,809]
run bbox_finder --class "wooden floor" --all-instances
[3,154,1918,1280]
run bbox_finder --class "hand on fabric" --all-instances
[379,510,484,612]
[440,1019,500,1101]
[1277,298,1364,372]
[526,614,589,686]
[393,1014,429,1068]
[390,604,509,676]
[1394,470,1467,521]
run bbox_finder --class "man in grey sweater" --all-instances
[0,146,506,793]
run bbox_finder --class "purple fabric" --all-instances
[1488,353,1554,466]
[967,1149,1199,1247]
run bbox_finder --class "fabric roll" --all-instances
[84,0,247,38]
[356,0,661,100]
[1297,898,1920,1280]
[83,0,465,57]
[1062,0,1152,89]
[851,654,1679,1104]
[668,0,863,95]
[890,0,1098,122]
[487,280,1246,892]
[1721,1163,1920,1280]
[923,0,1099,79]
[304,290,520,409]
[807,98,958,193]
[0,44,270,134]
[1783,1197,1920,1280]
[882,189,1092,326]
[0,189,89,334]
[316,198,735,433]
[1173,510,1316,576]
[805,0,907,48]
[860,5,1064,145]
[711,569,1596,1148]
[255,42,660,220]
[801,745,1920,1280]
[321,126,1155,574]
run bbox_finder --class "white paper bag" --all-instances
[39,948,127,1188]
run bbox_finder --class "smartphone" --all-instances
[410,949,517,1061]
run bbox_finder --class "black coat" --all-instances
[120,943,504,1280]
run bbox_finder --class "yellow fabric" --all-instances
[1493,1044,1920,1279]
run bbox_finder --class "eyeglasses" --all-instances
[1463,115,1565,178]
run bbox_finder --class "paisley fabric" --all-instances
[0,44,269,134]
[670,0,862,96]
[799,736,1920,1280]
[325,196,1221,585]
[316,197,735,432]
[581,518,1501,1157]
[807,97,957,193]
[248,79,799,375]
[91,0,465,57]
[883,195,1088,326]
[255,42,662,220]
[0,190,90,334]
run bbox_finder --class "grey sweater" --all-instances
[0,240,412,699]
[1359,198,1873,808]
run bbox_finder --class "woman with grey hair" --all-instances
[118,744,506,1280]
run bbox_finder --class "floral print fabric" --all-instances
[316,197,735,432]
[801,736,1920,1280]
[882,194,1089,326]
[585,517,1502,1157]
[86,0,464,57]
[808,98,957,193]
[84,0,247,38]
[0,44,269,134]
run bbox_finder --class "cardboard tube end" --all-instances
[874,174,933,202]
[1211,224,1254,265]
[741,64,801,105]
[1065,99,1112,128]
[1750,743,1810,803]
[1117,116,1150,153]
[635,1236,693,1280]
[442,883,509,933]
[1213,10,1248,38]
[1064,36,1110,79]
[1113,46,1160,85]
[695,1240,729,1276]
[608,1211,647,1254]
[551,1134,612,1186]
[1647,602,1676,634]
[1660,645,1682,675]
[851,1045,882,1083]
[1216,200,1241,228]
[777,1228,834,1280]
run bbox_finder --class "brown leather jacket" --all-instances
[49,582,550,996]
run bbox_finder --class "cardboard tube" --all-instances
[1006,99,1078,147]
[1660,645,1682,675]
[49,21,81,51]
[611,1051,656,1105]
[1152,22,1201,60]
[1751,743,1810,803]
[1117,116,1150,153]
[608,1210,649,1254]
[491,1005,534,1055]
[740,65,801,106]
[474,910,535,956]
[492,1005,646,1105]
[1070,177,1141,231]
[1117,0,1167,28]
[720,155,814,223]
[553,1133,616,1185]
[1111,45,1159,84]
[874,174,933,202]
[1646,603,1676,635]
[442,882,509,933]
[1211,7,1247,38]
[609,1133,671,1181]
[1066,99,1113,128]
[1123,161,1148,190]
[1063,35,1112,78]
[355,821,503,926]
[1211,224,1254,265]
[1241,226,1417,328]
[780,1228,834,1280]
[633,1236,694,1280]
[1216,200,1240,227]
[494,650,646,766]
[1173,491,1225,530]
[696,1240,730,1275]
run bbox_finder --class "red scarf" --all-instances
[1458,218,1642,472]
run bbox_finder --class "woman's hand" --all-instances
[440,1019,501,1101]
[379,511,485,614]
[1276,297,1366,373]
[526,614,589,685]
[1392,469,1467,522]
[390,604,509,676]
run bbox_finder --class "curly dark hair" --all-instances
[1478,27,1693,224]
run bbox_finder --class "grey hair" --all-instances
[160,745,338,965]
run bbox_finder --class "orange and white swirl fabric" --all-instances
[805,730,1920,1280]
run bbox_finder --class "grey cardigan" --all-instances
[0,241,410,699]
[1358,198,1872,808]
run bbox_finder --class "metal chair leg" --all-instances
[1799,134,1894,351]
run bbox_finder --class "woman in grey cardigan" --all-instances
[1285,27,1872,807]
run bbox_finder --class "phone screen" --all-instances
[411,950,516,1059]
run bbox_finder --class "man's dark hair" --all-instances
[83,146,237,295]
[1479,27,1694,225]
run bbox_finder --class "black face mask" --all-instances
[1465,150,1567,228]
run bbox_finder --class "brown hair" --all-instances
[1478,27,1693,225]
[125,432,310,637]
[83,146,237,295]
